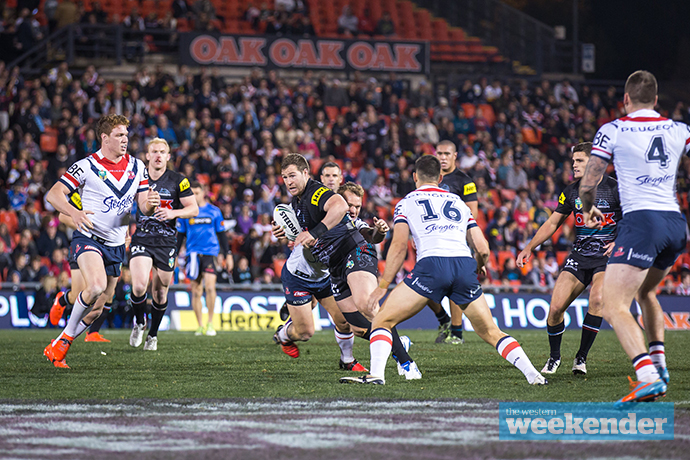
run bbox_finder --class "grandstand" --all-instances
[0,0,689,325]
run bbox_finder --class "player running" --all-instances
[580,70,688,406]
[128,138,198,351]
[177,182,229,336]
[43,114,158,368]
[341,155,546,385]
[516,142,621,375]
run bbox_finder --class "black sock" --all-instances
[450,324,463,339]
[390,327,412,363]
[547,321,565,360]
[59,290,72,308]
[131,293,147,326]
[89,303,112,333]
[148,300,168,338]
[434,308,451,326]
[342,311,372,340]
[576,313,602,360]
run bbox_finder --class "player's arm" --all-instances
[360,217,390,244]
[366,221,410,314]
[176,219,187,253]
[58,212,77,230]
[294,194,348,248]
[467,225,490,274]
[214,209,229,267]
[579,155,608,228]
[516,211,568,267]
[46,181,93,233]
[466,200,479,220]
[153,195,199,221]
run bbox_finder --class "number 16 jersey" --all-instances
[394,185,477,261]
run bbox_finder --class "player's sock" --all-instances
[450,324,463,340]
[278,319,293,343]
[632,353,660,383]
[74,320,92,338]
[59,290,72,309]
[89,303,112,334]
[148,301,168,338]
[435,308,451,326]
[496,335,541,383]
[648,341,666,368]
[131,293,147,326]
[370,328,393,378]
[547,320,565,360]
[64,293,94,338]
[334,328,355,363]
[576,313,602,359]
[343,311,373,340]
[390,327,411,363]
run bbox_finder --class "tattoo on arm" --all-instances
[579,156,608,212]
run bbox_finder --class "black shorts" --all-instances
[330,245,378,302]
[185,253,217,281]
[129,239,178,272]
[561,251,607,287]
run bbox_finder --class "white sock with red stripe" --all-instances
[334,328,355,363]
[278,320,293,344]
[370,328,393,379]
[64,293,93,338]
[648,341,666,369]
[495,335,541,384]
[633,353,660,383]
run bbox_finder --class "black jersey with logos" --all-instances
[554,175,622,259]
[291,178,366,267]
[439,168,478,204]
[133,169,193,246]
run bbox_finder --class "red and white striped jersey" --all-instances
[591,109,690,215]
[60,150,148,246]
[394,185,477,261]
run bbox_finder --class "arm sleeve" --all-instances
[137,160,149,194]
[393,199,407,225]
[554,184,573,215]
[461,179,478,203]
[216,231,229,255]
[310,185,336,213]
[176,232,186,253]
[59,159,89,193]
[591,122,617,162]
[178,176,193,197]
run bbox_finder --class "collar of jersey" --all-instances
[417,185,449,192]
[624,109,661,119]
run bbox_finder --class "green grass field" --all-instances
[1,328,688,405]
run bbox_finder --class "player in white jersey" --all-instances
[43,114,160,368]
[580,70,688,406]
[341,155,546,385]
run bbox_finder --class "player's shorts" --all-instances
[561,251,607,287]
[330,244,378,302]
[281,264,333,306]
[70,232,125,277]
[404,256,482,306]
[185,252,217,281]
[608,210,688,270]
[129,238,178,272]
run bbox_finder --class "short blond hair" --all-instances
[147,137,170,153]
[337,181,364,198]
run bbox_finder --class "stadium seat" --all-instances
[273,258,286,277]
[0,211,18,235]
[497,250,515,271]
[461,103,476,118]
[556,251,569,267]
[325,106,339,122]
[40,128,58,153]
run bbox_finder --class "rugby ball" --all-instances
[273,204,301,241]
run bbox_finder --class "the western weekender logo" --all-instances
[181,33,428,73]
[499,402,674,440]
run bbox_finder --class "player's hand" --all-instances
[367,286,386,316]
[477,265,487,279]
[147,187,161,210]
[373,216,390,234]
[516,249,531,267]
[70,209,94,233]
[271,221,287,239]
[216,254,225,270]
[583,206,604,229]
[295,230,317,248]
[603,241,615,257]
[153,207,175,221]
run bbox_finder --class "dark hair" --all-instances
[436,140,457,153]
[572,142,593,157]
[281,153,310,172]
[320,161,341,174]
[97,114,129,139]
[190,181,203,190]
[624,70,657,105]
[415,155,441,182]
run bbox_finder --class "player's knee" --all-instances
[292,325,314,341]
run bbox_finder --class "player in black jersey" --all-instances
[517,142,622,375]
[275,153,418,378]
[426,140,480,344]
[128,138,198,351]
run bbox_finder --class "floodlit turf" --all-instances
[0,328,688,405]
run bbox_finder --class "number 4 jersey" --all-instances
[394,185,477,261]
[591,109,690,215]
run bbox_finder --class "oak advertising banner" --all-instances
[179,33,430,74]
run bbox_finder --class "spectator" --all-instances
[375,11,396,36]
[31,275,58,317]
[357,159,379,190]
[173,0,192,19]
[415,112,439,144]
[337,6,358,36]
[501,257,523,283]
[36,218,68,257]
[676,270,690,296]
[554,79,579,105]
[233,256,253,284]
[432,97,454,127]
[369,176,393,208]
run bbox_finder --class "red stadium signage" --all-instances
[180,33,429,74]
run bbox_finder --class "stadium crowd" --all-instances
[1,56,690,323]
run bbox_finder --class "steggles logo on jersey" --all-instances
[102,195,135,215]
[635,174,674,187]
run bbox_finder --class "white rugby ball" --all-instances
[273,204,301,241]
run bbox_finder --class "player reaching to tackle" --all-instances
[579,70,688,406]
[128,138,198,351]
[341,155,546,385]
[43,114,158,368]
[517,142,621,375]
